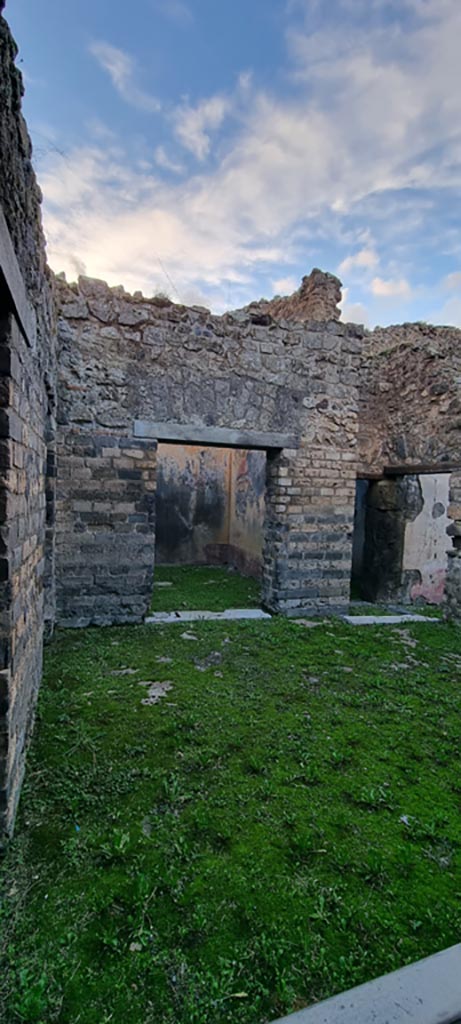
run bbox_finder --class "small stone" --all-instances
[139,680,173,705]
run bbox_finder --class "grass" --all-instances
[347,603,444,618]
[1,594,461,1023]
[150,565,261,613]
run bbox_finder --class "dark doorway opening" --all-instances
[351,473,450,606]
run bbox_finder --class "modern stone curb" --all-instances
[145,608,272,623]
[269,943,461,1024]
[342,613,440,625]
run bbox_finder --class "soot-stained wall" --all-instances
[155,444,265,577]
[155,444,232,566]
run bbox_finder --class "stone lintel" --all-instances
[0,208,36,348]
[133,420,298,451]
[384,463,459,476]
[270,942,461,1024]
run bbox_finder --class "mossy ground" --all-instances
[1,576,461,1024]
[150,565,261,613]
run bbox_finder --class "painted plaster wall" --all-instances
[155,444,265,576]
[228,449,265,576]
[155,444,231,565]
[403,473,450,604]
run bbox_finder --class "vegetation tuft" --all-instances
[1,575,461,1023]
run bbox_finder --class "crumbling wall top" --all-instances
[240,268,342,323]
[55,267,343,327]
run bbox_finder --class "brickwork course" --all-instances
[0,10,55,840]
[1,3,461,840]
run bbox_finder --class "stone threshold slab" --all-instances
[342,614,440,625]
[270,942,461,1024]
[145,608,272,624]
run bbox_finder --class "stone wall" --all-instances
[242,269,342,324]
[0,10,55,841]
[55,275,363,621]
[358,323,461,475]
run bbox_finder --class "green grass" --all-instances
[151,565,261,613]
[2,613,461,1024]
[347,603,443,617]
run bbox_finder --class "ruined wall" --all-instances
[241,269,342,324]
[55,275,362,622]
[155,444,265,577]
[358,323,461,475]
[0,10,55,840]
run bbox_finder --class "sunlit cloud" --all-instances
[34,0,461,323]
[371,276,413,298]
[271,276,299,295]
[338,248,379,276]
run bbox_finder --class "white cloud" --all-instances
[443,270,461,291]
[154,145,184,174]
[426,295,461,327]
[153,0,193,26]
[39,142,274,305]
[85,117,117,142]
[271,276,299,295]
[173,95,231,160]
[338,247,379,276]
[339,286,370,326]
[89,41,161,113]
[37,0,461,317]
[341,301,370,326]
[371,276,413,298]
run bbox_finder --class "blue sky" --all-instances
[6,0,461,324]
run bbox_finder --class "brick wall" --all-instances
[56,433,156,626]
[0,12,55,840]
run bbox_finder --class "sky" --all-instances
[5,0,461,325]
